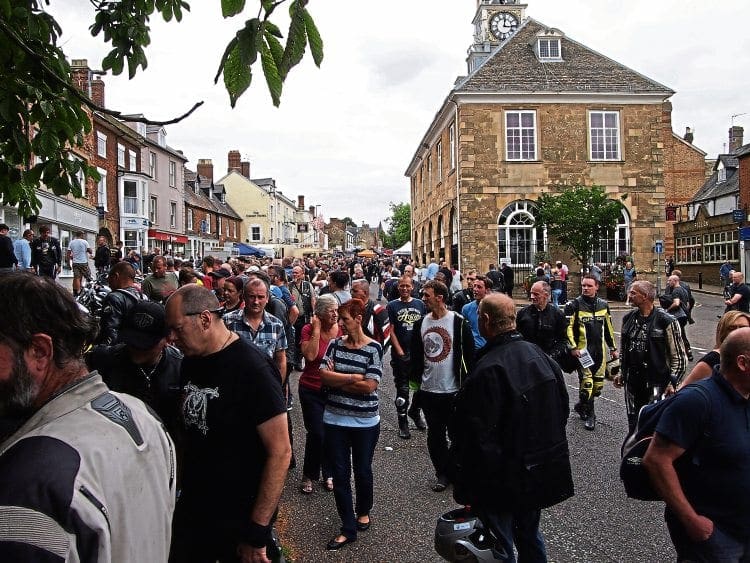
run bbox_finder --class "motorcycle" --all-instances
[75,273,111,320]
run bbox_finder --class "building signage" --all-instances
[733,209,745,223]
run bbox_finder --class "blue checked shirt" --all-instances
[223,309,288,359]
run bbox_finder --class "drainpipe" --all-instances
[448,97,461,270]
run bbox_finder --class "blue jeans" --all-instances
[666,510,750,562]
[298,386,331,481]
[551,289,562,307]
[477,508,547,563]
[324,422,380,539]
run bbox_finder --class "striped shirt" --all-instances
[322,337,383,427]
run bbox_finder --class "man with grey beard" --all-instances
[0,273,176,562]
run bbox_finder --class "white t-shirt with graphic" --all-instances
[420,311,457,393]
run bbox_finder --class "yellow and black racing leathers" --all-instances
[565,295,616,409]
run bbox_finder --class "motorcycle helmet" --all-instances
[434,507,504,562]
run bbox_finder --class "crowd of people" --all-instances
[3,229,750,561]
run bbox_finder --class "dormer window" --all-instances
[157,128,166,148]
[538,38,560,60]
[533,29,564,62]
[718,168,727,183]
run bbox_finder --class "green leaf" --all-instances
[260,37,282,106]
[279,2,307,80]
[221,0,245,18]
[302,8,323,67]
[236,18,261,67]
[214,37,238,83]
[263,28,284,67]
[223,43,252,108]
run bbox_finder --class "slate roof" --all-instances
[690,157,739,203]
[184,169,242,220]
[736,143,750,158]
[457,18,674,95]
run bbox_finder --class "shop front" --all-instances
[148,229,188,257]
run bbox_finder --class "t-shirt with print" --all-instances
[420,312,458,394]
[177,338,286,527]
[387,298,426,351]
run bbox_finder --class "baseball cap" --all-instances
[118,301,168,349]
[209,269,231,279]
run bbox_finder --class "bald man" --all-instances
[449,293,573,562]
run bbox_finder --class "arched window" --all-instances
[591,207,631,264]
[497,201,546,267]
[450,208,459,266]
[437,216,445,258]
[428,221,434,259]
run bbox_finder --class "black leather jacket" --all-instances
[97,286,145,345]
[516,303,568,355]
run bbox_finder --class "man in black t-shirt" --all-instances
[725,271,750,313]
[166,285,290,563]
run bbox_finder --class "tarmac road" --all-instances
[276,291,732,562]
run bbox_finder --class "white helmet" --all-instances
[434,507,504,562]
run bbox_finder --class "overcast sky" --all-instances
[52,1,749,228]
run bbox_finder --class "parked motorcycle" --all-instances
[75,274,111,320]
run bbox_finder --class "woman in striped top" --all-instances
[319,298,383,551]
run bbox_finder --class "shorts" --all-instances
[72,262,92,281]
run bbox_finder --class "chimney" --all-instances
[227,150,241,173]
[70,59,91,98]
[730,126,744,153]
[197,159,214,183]
[309,205,316,216]
[297,195,305,210]
[683,126,694,144]
[241,160,250,178]
[90,78,105,107]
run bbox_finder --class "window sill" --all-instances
[588,159,624,164]
[505,159,541,163]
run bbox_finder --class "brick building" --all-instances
[184,168,242,260]
[405,0,706,278]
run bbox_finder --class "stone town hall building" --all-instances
[406,0,706,275]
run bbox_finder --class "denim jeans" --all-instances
[666,510,750,562]
[420,391,457,479]
[298,385,331,481]
[324,422,380,539]
[551,289,562,307]
[476,507,548,563]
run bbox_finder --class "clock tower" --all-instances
[467,0,527,73]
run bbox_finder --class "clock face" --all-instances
[489,11,519,40]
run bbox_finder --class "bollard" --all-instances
[698,272,703,289]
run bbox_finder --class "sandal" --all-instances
[299,478,313,494]
[324,477,334,492]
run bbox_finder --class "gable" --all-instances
[458,18,673,96]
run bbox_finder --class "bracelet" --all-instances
[241,520,272,548]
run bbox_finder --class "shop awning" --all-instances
[148,229,188,244]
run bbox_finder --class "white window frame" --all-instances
[149,196,158,224]
[250,225,261,242]
[217,215,222,236]
[123,179,138,215]
[169,160,176,188]
[149,151,157,179]
[718,168,727,183]
[96,167,107,211]
[505,110,537,161]
[233,222,237,239]
[589,110,621,161]
[436,140,443,181]
[96,132,107,157]
[449,123,456,170]
[538,38,561,61]
[117,143,125,167]
[205,213,211,234]
[186,208,193,231]
[170,202,177,228]
[141,181,147,217]
[427,155,432,187]
[128,149,137,172]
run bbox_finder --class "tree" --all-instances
[0,0,322,217]
[383,201,410,249]
[534,185,625,269]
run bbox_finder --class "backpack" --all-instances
[619,384,711,501]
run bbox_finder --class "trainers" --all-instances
[408,408,427,431]
[583,415,596,431]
